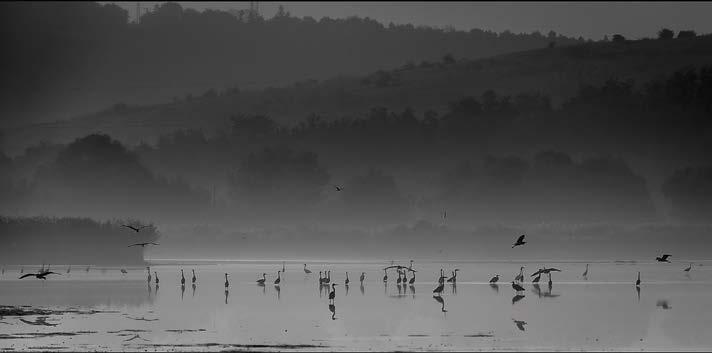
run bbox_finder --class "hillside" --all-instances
[5,34,712,154]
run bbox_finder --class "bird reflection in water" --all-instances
[410,284,416,298]
[433,295,447,315]
[345,284,349,296]
[180,284,185,301]
[192,283,196,298]
[275,283,281,300]
[489,283,499,293]
[360,283,365,296]
[656,300,671,310]
[329,303,337,320]
[225,289,229,304]
[532,284,542,298]
[450,282,457,295]
[512,294,525,305]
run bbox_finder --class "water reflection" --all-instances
[345,284,349,296]
[275,284,281,300]
[636,285,641,302]
[512,294,525,305]
[224,289,229,304]
[329,303,337,320]
[490,283,499,293]
[450,282,457,295]
[20,317,58,327]
[532,284,542,298]
[180,284,185,300]
[192,283,196,297]
[409,284,416,298]
[360,283,365,296]
[433,294,447,314]
[656,300,671,310]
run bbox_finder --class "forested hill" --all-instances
[7,32,712,154]
[0,1,584,126]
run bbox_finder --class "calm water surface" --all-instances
[1,261,711,351]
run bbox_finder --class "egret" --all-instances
[512,234,526,248]
[257,273,266,285]
[397,270,402,285]
[402,270,408,285]
[274,270,281,285]
[329,283,338,303]
[511,281,525,292]
[146,267,151,283]
[514,267,524,283]
[180,269,186,287]
[433,282,445,296]
[409,272,415,285]
[635,272,640,287]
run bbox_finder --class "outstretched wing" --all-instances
[530,269,543,277]
[516,234,526,243]
[547,268,561,272]
[138,225,150,230]
[122,225,139,232]
[662,254,671,260]
[149,242,159,246]
[128,243,142,247]
[18,273,35,279]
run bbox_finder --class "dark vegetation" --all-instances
[0,1,585,124]
[0,216,158,265]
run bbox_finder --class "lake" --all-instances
[1,261,711,351]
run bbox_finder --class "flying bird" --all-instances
[512,234,526,248]
[122,225,150,233]
[635,272,641,287]
[656,254,671,263]
[19,272,61,280]
[513,319,527,331]
[128,242,159,248]
[334,185,343,191]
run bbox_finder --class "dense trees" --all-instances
[662,166,712,222]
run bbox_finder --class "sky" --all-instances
[108,1,712,40]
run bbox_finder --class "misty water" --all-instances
[1,261,712,352]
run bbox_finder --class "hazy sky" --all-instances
[109,1,712,40]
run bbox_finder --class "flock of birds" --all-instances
[2,229,699,330]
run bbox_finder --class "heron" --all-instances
[304,264,312,274]
[489,274,500,284]
[334,185,343,192]
[402,270,408,285]
[122,224,149,233]
[383,269,388,283]
[329,283,338,303]
[256,273,266,285]
[154,271,159,284]
[512,234,526,248]
[180,269,185,286]
[282,261,286,272]
[396,270,402,285]
[224,273,230,289]
[684,263,692,272]
[345,272,350,286]
[582,264,589,278]
[514,266,524,283]
[511,281,525,293]
[433,282,444,296]
[656,254,671,263]
[274,270,281,285]
[635,272,640,287]
[446,269,459,283]
[192,269,197,284]
[360,272,366,283]
[128,242,159,248]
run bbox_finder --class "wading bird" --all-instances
[582,264,589,278]
[512,234,526,248]
[438,269,446,285]
[635,272,641,287]
[447,269,459,283]
[154,271,159,284]
[345,272,350,286]
[684,263,692,272]
[120,268,128,275]
[514,267,524,283]
[128,242,159,248]
[409,272,415,285]
[489,274,500,284]
[397,270,402,285]
[122,224,149,233]
[532,272,541,283]
[192,269,197,284]
[180,269,185,286]
[274,270,281,285]
[383,269,388,283]
[146,267,151,283]
[224,273,229,289]
[656,254,671,263]
[433,282,445,296]
[547,272,553,287]
[318,271,323,285]
[360,272,366,283]
[304,264,312,274]
[329,283,338,303]
[256,273,266,285]
[511,281,525,293]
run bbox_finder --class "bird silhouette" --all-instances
[383,269,388,283]
[122,225,149,233]
[512,234,526,248]
[334,185,343,191]
[446,269,459,283]
[512,319,527,331]
[19,272,60,280]
[656,254,671,263]
[635,272,641,287]
[683,263,692,272]
[511,281,525,292]
[146,267,151,283]
[154,271,159,284]
[128,242,159,248]
[303,264,312,274]
[120,268,128,275]
[489,274,500,284]
[224,273,230,289]
[433,282,445,296]
[256,273,266,285]
[582,264,589,278]
[329,283,338,303]
[514,266,525,283]
[274,270,281,285]
[409,272,416,285]
[345,272,350,285]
